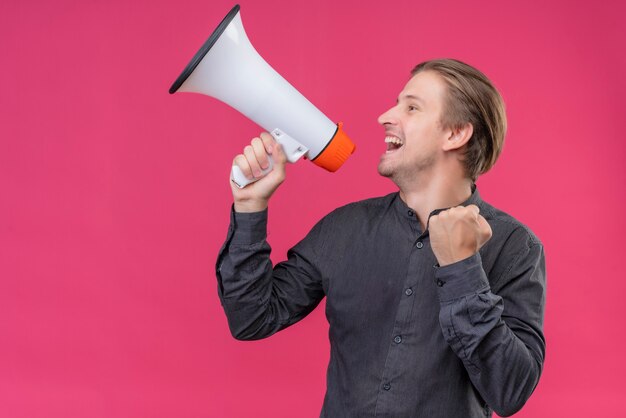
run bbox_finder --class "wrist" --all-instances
[234,198,269,213]
[437,249,476,267]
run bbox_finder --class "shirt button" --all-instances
[394,335,402,344]
[416,241,424,249]
[437,279,444,287]
[383,383,391,391]
[407,210,414,217]
[405,288,413,296]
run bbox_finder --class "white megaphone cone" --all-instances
[169,4,355,188]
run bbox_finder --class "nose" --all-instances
[378,105,397,126]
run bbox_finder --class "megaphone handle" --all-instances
[230,129,308,189]
[230,156,274,189]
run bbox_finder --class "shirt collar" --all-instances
[428,183,481,216]
[392,184,483,232]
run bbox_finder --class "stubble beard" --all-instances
[377,158,394,178]
[377,153,437,186]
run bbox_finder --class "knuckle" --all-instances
[234,158,251,175]
[234,154,247,165]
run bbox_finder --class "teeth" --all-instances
[385,136,403,146]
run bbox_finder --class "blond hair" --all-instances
[412,59,507,181]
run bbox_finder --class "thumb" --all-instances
[476,214,493,246]
[271,141,288,167]
[264,142,287,184]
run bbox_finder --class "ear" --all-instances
[442,123,473,151]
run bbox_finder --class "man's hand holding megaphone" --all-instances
[231,132,288,213]
[170,5,355,211]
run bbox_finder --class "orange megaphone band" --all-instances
[311,123,356,172]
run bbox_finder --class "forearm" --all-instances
[216,207,324,340]
[215,208,276,339]
[436,252,545,416]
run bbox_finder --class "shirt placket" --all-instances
[375,210,429,415]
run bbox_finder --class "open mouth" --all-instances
[385,135,404,153]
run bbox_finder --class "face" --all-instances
[377,70,451,184]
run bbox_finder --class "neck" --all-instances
[398,171,473,231]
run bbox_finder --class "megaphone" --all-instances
[169,4,356,188]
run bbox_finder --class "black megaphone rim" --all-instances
[169,4,241,94]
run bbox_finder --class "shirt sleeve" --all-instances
[436,243,546,417]
[215,206,325,340]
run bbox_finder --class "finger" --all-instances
[447,207,459,217]
[233,154,253,179]
[259,132,275,155]
[251,137,270,170]
[477,215,492,238]
[271,139,288,166]
[467,204,480,215]
[243,145,263,177]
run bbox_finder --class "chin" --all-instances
[377,161,394,178]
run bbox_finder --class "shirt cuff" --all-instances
[434,252,490,302]
[229,205,268,245]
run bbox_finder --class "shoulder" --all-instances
[305,193,397,238]
[479,199,542,250]
[477,198,545,287]
[292,193,396,253]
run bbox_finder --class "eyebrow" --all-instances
[397,94,425,105]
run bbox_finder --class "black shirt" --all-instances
[216,186,546,417]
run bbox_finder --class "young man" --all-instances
[216,59,546,417]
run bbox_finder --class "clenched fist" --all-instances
[428,204,492,267]
[231,132,288,213]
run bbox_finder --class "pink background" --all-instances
[1,0,624,416]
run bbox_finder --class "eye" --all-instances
[407,105,418,112]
